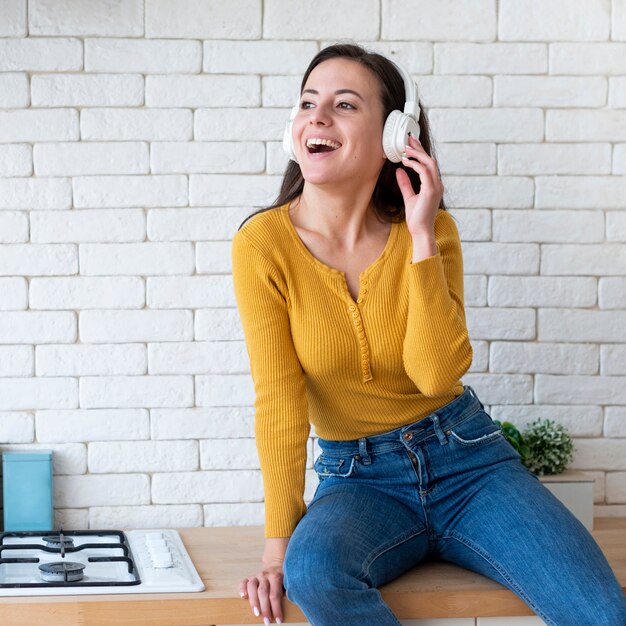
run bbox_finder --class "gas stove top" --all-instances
[0,529,205,596]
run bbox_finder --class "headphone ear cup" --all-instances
[282,119,298,163]
[382,110,421,163]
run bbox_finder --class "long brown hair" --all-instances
[239,43,447,229]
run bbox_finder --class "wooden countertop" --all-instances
[1,518,624,625]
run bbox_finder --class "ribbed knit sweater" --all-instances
[231,203,473,538]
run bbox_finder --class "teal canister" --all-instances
[2,450,54,531]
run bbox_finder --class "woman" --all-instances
[231,44,625,626]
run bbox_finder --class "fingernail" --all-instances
[264,618,271,626]
[276,619,283,624]
[240,591,245,598]
[253,606,260,616]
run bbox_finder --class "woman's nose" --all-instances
[308,106,331,126]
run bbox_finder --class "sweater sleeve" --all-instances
[231,229,310,538]
[402,210,473,397]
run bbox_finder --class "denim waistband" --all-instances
[317,385,485,457]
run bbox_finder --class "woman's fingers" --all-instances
[395,167,415,204]
[268,571,285,624]
[246,577,261,617]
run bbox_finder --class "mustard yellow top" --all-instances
[231,204,473,538]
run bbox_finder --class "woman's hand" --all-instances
[239,537,289,624]
[395,133,445,236]
[239,558,285,625]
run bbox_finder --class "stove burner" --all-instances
[42,535,75,549]
[38,561,85,583]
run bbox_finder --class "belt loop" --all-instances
[358,437,371,465]
[431,414,449,446]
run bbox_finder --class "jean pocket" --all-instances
[313,455,357,479]
[446,411,504,448]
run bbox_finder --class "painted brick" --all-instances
[498,144,611,176]
[606,473,626,503]
[461,374,534,405]
[34,142,149,176]
[0,38,82,71]
[145,0,261,39]
[32,74,144,107]
[204,41,318,74]
[383,0,494,41]
[0,109,78,142]
[607,210,626,241]
[89,441,198,473]
[538,309,626,343]
[490,342,598,375]
[488,276,597,307]
[599,278,626,309]
[0,245,76,276]
[452,209,491,241]
[90,505,203,528]
[466,307,535,340]
[195,308,245,341]
[85,38,201,73]
[148,341,248,375]
[0,177,72,209]
[0,412,34,443]
[73,174,188,208]
[147,276,235,308]
[151,142,264,174]
[499,0,609,42]
[203,503,264,527]
[0,311,76,343]
[31,209,146,243]
[547,111,626,142]
[55,509,89,530]
[501,75,610,108]
[0,346,31,379]
[266,141,290,175]
[542,244,626,276]
[551,43,626,75]
[80,243,194,276]
[29,0,143,36]
[0,278,28,311]
[601,345,626,376]
[435,43,546,74]
[536,374,626,406]
[536,175,626,208]
[145,75,260,108]
[151,407,254,440]
[81,109,192,141]
[30,277,145,311]
[200,439,259,470]
[152,470,262,503]
[568,439,626,471]
[0,377,77,411]
[605,408,626,437]
[463,243,539,275]
[36,343,147,376]
[464,275,487,307]
[0,212,28,243]
[0,72,29,107]
[443,175,534,210]
[80,310,193,343]
[262,76,301,108]
[195,108,288,141]
[55,474,150,507]
[36,409,149,442]
[0,144,31,177]
[189,174,282,207]
[80,375,194,409]
[468,340,488,372]
[493,210,603,243]
[196,241,233,274]
[0,0,26,36]
[489,405,602,437]
[148,207,252,242]
[196,374,255,407]
[265,0,379,39]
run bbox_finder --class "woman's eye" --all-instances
[338,102,355,109]
[300,101,314,110]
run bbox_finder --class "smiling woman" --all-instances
[231,43,626,626]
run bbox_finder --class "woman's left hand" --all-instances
[395,133,444,235]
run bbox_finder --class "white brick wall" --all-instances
[0,0,625,530]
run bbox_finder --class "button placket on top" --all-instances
[347,300,372,383]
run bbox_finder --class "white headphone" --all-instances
[282,57,421,164]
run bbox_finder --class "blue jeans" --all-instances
[283,385,626,626]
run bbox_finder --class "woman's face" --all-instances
[292,57,387,188]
